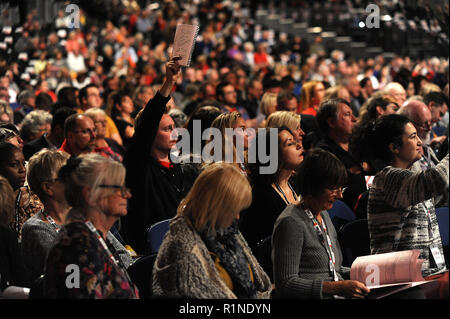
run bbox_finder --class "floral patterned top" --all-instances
[13,186,44,240]
[43,221,139,299]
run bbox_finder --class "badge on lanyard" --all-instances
[430,245,445,268]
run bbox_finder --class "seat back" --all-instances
[127,254,157,299]
[147,219,171,254]
[435,207,449,247]
[338,219,370,267]
[327,200,356,232]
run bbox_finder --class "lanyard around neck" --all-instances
[42,211,61,232]
[84,220,137,298]
[275,182,297,204]
[303,206,339,281]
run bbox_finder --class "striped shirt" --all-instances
[368,154,449,277]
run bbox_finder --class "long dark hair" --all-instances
[247,126,294,187]
[350,114,411,170]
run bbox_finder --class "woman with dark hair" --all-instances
[0,143,43,239]
[241,125,304,251]
[272,149,370,299]
[107,91,135,149]
[178,105,221,169]
[350,114,448,282]
[357,96,399,126]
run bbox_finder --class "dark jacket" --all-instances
[240,184,287,251]
[23,134,55,160]
[121,92,198,254]
[0,225,28,290]
[316,136,367,211]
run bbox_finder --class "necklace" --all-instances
[274,182,297,204]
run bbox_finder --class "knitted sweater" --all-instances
[368,154,449,277]
[152,215,272,299]
[21,212,133,282]
[272,204,349,299]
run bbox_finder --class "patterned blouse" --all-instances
[43,221,139,299]
[13,186,44,240]
[368,154,449,277]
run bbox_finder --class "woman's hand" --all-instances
[165,56,181,84]
[323,280,370,299]
[159,56,181,97]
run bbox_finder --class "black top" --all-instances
[0,225,28,290]
[239,183,287,251]
[316,136,367,211]
[121,92,198,254]
[23,134,54,160]
[300,113,322,151]
[113,117,134,150]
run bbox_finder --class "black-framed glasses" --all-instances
[98,184,131,197]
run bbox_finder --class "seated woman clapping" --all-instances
[152,162,272,299]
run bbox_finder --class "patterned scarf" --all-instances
[201,221,257,299]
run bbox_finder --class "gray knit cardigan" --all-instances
[152,215,272,299]
[272,204,349,299]
[368,154,449,277]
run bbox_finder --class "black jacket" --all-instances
[240,184,287,251]
[316,136,367,211]
[121,93,198,254]
[0,225,28,290]
[23,134,54,160]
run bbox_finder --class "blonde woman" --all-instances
[206,111,250,173]
[259,92,278,127]
[21,149,70,282]
[266,111,304,143]
[43,154,137,298]
[299,81,326,116]
[152,162,272,298]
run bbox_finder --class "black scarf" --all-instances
[201,221,257,299]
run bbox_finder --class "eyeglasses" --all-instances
[411,120,432,130]
[329,187,347,195]
[98,184,131,197]
[73,128,97,135]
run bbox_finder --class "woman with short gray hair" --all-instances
[42,153,137,298]
[19,110,52,144]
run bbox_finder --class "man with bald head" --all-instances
[399,100,439,170]
[59,114,96,156]
[384,82,407,107]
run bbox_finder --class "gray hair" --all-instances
[19,110,52,141]
[60,153,126,209]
